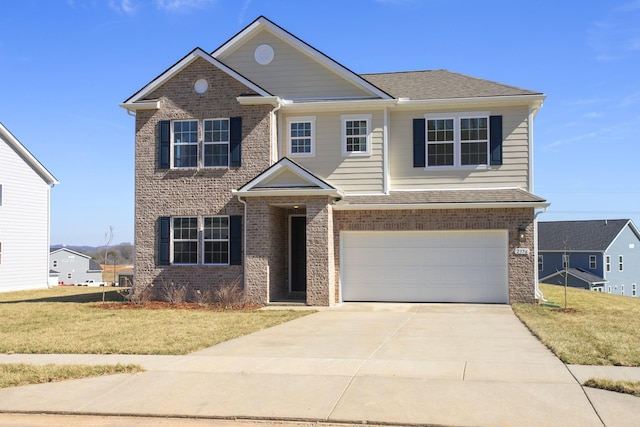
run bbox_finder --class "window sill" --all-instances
[424,165,494,171]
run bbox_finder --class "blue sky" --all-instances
[1,0,639,246]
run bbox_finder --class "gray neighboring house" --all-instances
[538,219,640,297]
[50,248,103,285]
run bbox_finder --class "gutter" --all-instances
[333,201,550,211]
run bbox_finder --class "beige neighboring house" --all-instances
[120,16,549,306]
[0,123,58,292]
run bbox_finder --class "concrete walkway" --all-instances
[0,303,639,426]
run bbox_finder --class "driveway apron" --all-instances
[0,304,603,426]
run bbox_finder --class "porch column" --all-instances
[244,199,270,304]
[306,198,335,306]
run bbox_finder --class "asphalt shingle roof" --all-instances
[340,188,546,206]
[541,268,606,284]
[361,70,542,100]
[538,219,630,251]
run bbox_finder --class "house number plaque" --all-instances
[514,248,530,255]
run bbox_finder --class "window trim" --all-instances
[589,255,597,269]
[171,216,199,265]
[633,283,637,297]
[286,116,316,158]
[202,216,230,266]
[619,255,624,272]
[606,255,611,272]
[621,284,625,295]
[341,114,372,157]
[562,254,570,269]
[203,118,230,168]
[424,111,490,169]
[172,120,199,169]
[538,254,543,271]
[53,259,58,268]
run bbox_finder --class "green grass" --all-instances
[0,363,143,388]
[584,378,640,397]
[0,287,312,355]
[513,284,640,366]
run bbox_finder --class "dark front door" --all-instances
[290,216,306,293]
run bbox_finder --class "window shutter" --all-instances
[230,117,242,167]
[158,216,170,265]
[413,118,426,167]
[159,120,170,169]
[229,215,242,265]
[489,115,503,166]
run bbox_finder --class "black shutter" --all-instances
[489,115,503,166]
[158,217,170,265]
[413,118,426,167]
[159,120,170,169]
[230,117,242,167]
[229,215,242,265]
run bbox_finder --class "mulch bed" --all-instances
[551,307,578,313]
[93,302,263,311]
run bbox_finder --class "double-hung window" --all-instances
[589,255,597,269]
[203,216,229,265]
[173,121,198,168]
[606,255,611,272]
[562,254,570,269]
[538,255,543,271]
[287,117,315,157]
[203,119,229,167]
[425,113,489,168]
[342,114,371,156]
[172,217,198,264]
[619,255,624,271]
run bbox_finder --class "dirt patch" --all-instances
[93,301,263,311]
[551,307,579,314]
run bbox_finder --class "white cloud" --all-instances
[109,0,136,15]
[588,2,640,61]
[155,0,216,12]
[582,112,604,119]
[546,132,597,149]
[238,0,252,25]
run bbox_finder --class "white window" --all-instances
[287,117,315,157]
[606,255,611,272]
[172,217,198,264]
[173,120,199,168]
[619,255,624,271]
[203,119,229,167]
[589,255,596,269]
[633,284,637,297]
[342,114,371,156]
[203,216,229,265]
[538,255,543,271]
[562,254,570,269]
[53,260,58,268]
[67,272,72,279]
[621,284,625,295]
[425,112,489,168]
[608,285,612,293]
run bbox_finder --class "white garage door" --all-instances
[341,230,508,303]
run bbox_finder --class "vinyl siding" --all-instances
[281,111,384,194]
[218,29,372,100]
[389,106,530,190]
[604,225,640,296]
[0,138,51,292]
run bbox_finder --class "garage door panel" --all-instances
[341,230,508,303]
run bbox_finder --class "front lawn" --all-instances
[0,363,142,388]
[0,287,312,355]
[513,284,640,366]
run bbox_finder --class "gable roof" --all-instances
[121,48,271,109]
[540,268,607,285]
[0,122,58,186]
[212,16,392,100]
[538,219,639,252]
[361,70,543,100]
[88,259,103,272]
[233,157,343,198]
[50,247,91,259]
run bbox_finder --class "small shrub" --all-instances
[160,280,187,304]
[190,288,213,305]
[214,277,245,309]
[119,283,154,305]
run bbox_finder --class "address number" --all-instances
[514,248,530,255]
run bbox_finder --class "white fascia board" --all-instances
[50,248,91,259]
[121,48,270,107]
[213,17,391,100]
[333,201,550,211]
[239,158,334,191]
[394,94,546,110]
[236,96,283,106]
[118,100,160,112]
[0,123,58,186]
[232,188,344,198]
[280,98,398,112]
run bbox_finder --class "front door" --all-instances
[290,216,306,293]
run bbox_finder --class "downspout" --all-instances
[272,101,283,163]
[237,195,248,292]
[383,106,390,194]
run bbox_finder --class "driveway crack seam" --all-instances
[325,312,417,421]
[564,364,605,426]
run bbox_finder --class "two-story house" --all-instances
[121,16,548,306]
[0,122,58,292]
[539,219,640,296]
[49,248,104,286]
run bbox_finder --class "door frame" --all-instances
[288,214,307,293]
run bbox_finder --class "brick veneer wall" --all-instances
[133,57,272,296]
[332,208,536,304]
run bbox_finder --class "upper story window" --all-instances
[562,254,570,269]
[203,119,229,167]
[53,259,58,268]
[619,255,624,271]
[159,118,241,170]
[342,114,371,156]
[589,255,597,269]
[538,255,543,271]
[173,120,198,168]
[287,117,315,157]
[606,255,611,272]
[424,112,490,168]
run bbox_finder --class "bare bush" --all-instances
[160,280,188,304]
[190,288,213,305]
[119,283,154,305]
[213,277,245,309]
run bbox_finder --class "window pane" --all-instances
[461,141,488,165]
[460,117,487,141]
[174,241,198,264]
[174,145,198,168]
[204,119,229,143]
[204,143,229,167]
[290,122,312,153]
[204,241,229,264]
[427,142,454,166]
[203,217,228,239]
[427,119,454,142]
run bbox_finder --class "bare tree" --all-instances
[102,226,114,267]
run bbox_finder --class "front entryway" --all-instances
[290,215,306,293]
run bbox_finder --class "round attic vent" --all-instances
[194,78,208,94]
[254,44,274,65]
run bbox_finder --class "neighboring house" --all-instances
[49,248,103,285]
[0,123,58,292]
[539,219,640,296]
[120,16,549,306]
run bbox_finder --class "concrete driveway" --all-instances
[0,304,605,426]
